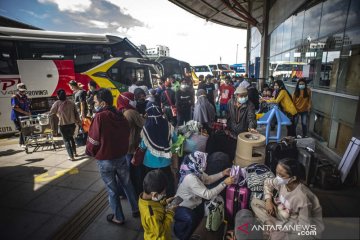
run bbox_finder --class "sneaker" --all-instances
[74,154,79,157]
[67,157,75,161]
[297,135,302,139]
[20,144,26,148]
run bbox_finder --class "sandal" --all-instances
[106,214,124,226]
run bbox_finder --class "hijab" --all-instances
[179,151,208,184]
[117,92,136,112]
[193,89,215,124]
[141,102,173,158]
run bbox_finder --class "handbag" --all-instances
[183,133,209,153]
[205,196,225,231]
[164,90,177,117]
[131,147,145,166]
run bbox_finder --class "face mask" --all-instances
[152,193,165,202]
[129,100,137,108]
[137,98,145,104]
[299,85,305,90]
[276,175,291,185]
[180,84,188,90]
[274,86,279,90]
[94,104,104,112]
[237,96,248,104]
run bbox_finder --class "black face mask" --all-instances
[137,99,146,104]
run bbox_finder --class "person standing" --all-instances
[50,89,80,161]
[219,77,235,118]
[227,87,257,136]
[199,75,216,107]
[117,92,145,196]
[293,79,311,137]
[176,80,194,126]
[86,80,97,117]
[193,89,215,132]
[134,88,148,116]
[68,80,87,119]
[137,102,177,197]
[10,83,31,147]
[161,80,177,126]
[86,88,139,225]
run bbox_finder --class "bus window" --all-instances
[17,42,73,60]
[73,44,110,72]
[0,41,18,74]
[218,64,230,70]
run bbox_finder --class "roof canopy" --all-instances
[168,0,263,31]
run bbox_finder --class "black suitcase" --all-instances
[315,159,342,190]
[297,148,318,186]
[265,140,298,173]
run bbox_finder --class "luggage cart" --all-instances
[19,114,56,154]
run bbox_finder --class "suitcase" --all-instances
[296,137,316,151]
[225,185,250,223]
[189,217,225,240]
[315,159,342,190]
[297,148,318,186]
[265,141,298,173]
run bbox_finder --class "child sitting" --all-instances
[139,169,178,240]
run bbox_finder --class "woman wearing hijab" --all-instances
[173,151,234,240]
[138,102,177,196]
[117,92,145,196]
[134,88,148,115]
[193,89,216,132]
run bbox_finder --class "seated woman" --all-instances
[193,89,216,133]
[174,151,234,240]
[251,158,324,240]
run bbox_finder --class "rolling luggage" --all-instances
[296,137,316,151]
[225,185,250,223]
[297,148,318,186]
[315,159,341,190]
[265,140,298,173]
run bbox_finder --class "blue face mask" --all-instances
[237,96,248,104]
[299,85,305,90]
[94,105,103,112]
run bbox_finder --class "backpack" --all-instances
[205,196,224,232]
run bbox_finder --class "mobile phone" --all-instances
[167,196,183,209]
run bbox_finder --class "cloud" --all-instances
[38,0,144,32]
[20,9,49,19]
[38,0,91,13]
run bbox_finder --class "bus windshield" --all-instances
[218,64,230,70]
[194,65,210,72]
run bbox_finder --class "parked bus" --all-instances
[192,65,213,78]
[0,27,160,135]
[269,61,307,81]
[230,63,246,76]
[209,64,235,77]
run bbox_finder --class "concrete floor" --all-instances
[0,134,359,240]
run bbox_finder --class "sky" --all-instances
[0,0,247,65]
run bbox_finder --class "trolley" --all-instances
[18,114,56,154]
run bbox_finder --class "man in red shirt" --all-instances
[86,88,139,225]
[219,76,235,117]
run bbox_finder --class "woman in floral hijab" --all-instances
[174,151,234,240]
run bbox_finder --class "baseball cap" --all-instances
[68,80,78,87]
[17,83,27,91]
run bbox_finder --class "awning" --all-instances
[168,0,263,31]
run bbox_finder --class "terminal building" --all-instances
[170,0,360,174]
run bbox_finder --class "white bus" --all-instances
[0,27,160,135]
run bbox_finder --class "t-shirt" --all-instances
[219,84,235,105]
[74,90,88,115]
[11,94,30,121]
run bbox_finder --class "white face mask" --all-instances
[276,175,291,185]
[129,100,137,108]
[152,193,166,202]
[237,96,248,104]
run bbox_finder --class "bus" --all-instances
[230,63,246,76]
[192,65,212,78]
[209,64,235,77]
[0,27,160,135]
[269,61,307,81]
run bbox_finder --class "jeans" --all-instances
[59,124,76,158]
[97,156,139,222]
[174,203,204,240]
[295,111,308,137]
[219,103,228,118]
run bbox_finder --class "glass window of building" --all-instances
[282,17,293,52]
[303,3,322,43]
[275,23,284,55]
[337,27,360,95]
[290,11,304,48]
[346,0,360,29]
[319,0,350,38]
